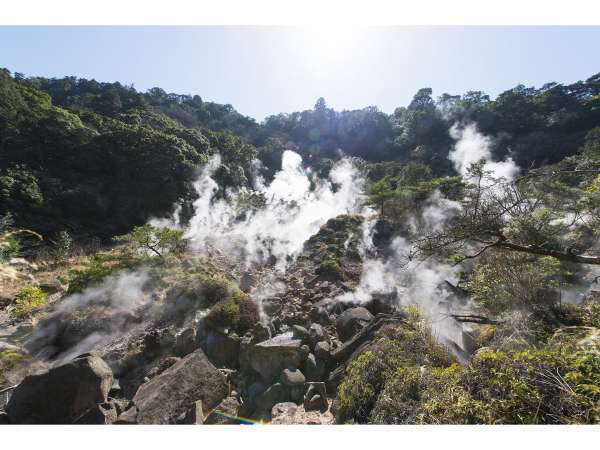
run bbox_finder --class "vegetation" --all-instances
[114,224,186,258]
[12,286,47,318]
[204,289,259,334]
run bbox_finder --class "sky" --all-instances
[0,26,598,120]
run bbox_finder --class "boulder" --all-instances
[132,349,228,424]
[6,353,113,424]
[303,382,328,412]
[204,331,240,368]
[335,307,374,341]
[179,400,204,425]
[303,353,326,381]
[291,325,309,342]
[248,332,304,380]
[252,322,271,342]
[255,383,289,412]
[115,406,138,425]
[280,367,306,387]
[174,327,197,356]
[74,402,118,424]
[308,323,329,347]
[204,396,241,424]
[314,341,331,361]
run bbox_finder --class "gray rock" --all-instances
[74,402,118,424]
[303,353,326,381]
[304,382,328,412]
[6,353,113,424]
[204,331,240,368]
[309,306,332,325]
[314,341,331,361]
[252,322,271,342]
[115,406,138,425]
[180,400,204,425]
[308,323,329,347]
[335,307,374,341]
[248,332,304,380]
[280,367,306,387]
[174,327,197,356]
[291,325,309,342]
[204,396,240,424]
[255,383,289,412]
[132,349,228,424]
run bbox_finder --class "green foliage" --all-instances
[465,252,564,315]
[204,289,259,334]
[67,257,118,294]
[337,321,455,423]
[316,258,345,280]
[53,230,72,263]
[12,286,47,318]
[0,349,29,387]
[114,224,186,258]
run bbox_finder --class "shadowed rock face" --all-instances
[248,332,304,380]
[132,348,228,424]
[6,352,113,424]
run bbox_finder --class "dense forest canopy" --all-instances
[1,67,599,242]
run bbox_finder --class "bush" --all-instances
[204,289,259,334]
[370,347,600,424]
[198,273,233,305]
[67,258,116,294]
[12,286,47,318]
[337,321,455,423]
[316,258,345,280]
[0,349,29,387]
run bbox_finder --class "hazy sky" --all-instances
[1,26,598,120]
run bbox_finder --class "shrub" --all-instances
[0,349,29,386]
[67,258,116,294]
[198,273,233,305]
[12,286,47,318]
[204,289,259,334]
[336,321,455,423]
[316,258,344,280]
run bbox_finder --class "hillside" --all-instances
[1,68,600,424]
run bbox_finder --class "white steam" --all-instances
[449,123,520,182]
[184,150,365,270]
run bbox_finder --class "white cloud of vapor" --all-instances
[449,123,520,182]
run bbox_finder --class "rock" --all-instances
[291,325,309,342]
[305,395,325,412]
[280,367,306,387]
[174,327,197,356]
[109,398,132,416]
[132,349,228,424]
[270,402,334,425]
[309,306,331,326]
[335,307,374,341]
[109,379,122,398]
[38,279,66,295]
[252,322,271,342]
[255,383,289,412]
[74,402,118,424]
[314,341,331,361]
[248,332,304,380]
[6,353,113,424]
[271,402,297,420]
[304,382,328,412]
[303,353,326,381]
[180,400,204,425]
[204,331,240,368]
[115,406,138,424]
[204,396,241,424]
[308,323,329,347]
[143,329,176,356]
